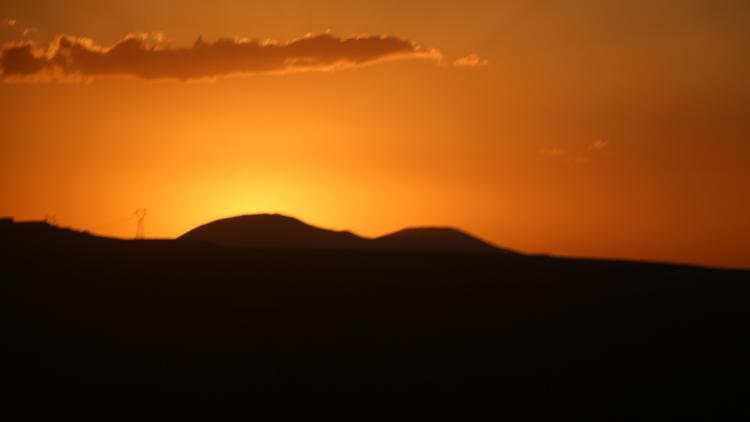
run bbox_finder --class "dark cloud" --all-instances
[1,43,46,75]
[1,32,441,81]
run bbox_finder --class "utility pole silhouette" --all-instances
[134,208,146,239]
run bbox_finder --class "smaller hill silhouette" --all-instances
[374,227,509,253]
[178,214,514,253]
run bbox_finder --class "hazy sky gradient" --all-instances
[1,0,749,268]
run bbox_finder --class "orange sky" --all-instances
[1,0,749,268]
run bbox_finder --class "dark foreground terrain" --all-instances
[2,220,749,413]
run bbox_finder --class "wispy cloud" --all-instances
[540,140,612,164]
[2,18,16,27]
[588,139,609,152]
[1,32,447,82]
[539,147,566,157]
[21,27,38,37]
[453,53,487,67]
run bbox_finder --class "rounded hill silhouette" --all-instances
[179,214,367,250]
[179,213,514,253]
[373,227,506,253]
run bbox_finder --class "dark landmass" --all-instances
[373,227,502,253]
[179,213,515,253]
[179,214,367,250]
[2,217,750,412]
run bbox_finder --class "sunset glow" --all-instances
[2,0,749,268]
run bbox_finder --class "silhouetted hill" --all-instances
[374,227,512,253]
[178,214,368,249]
[178,213,514,253]
[0,218,108,248]
[3,215,750,412]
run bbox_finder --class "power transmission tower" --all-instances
[134,208,146,239]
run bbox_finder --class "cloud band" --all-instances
[1,32,442,81]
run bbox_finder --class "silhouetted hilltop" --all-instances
[178,214,368,250]
[178,213,514,253]
[1,214,514,254]
[0,219,108,248]
[3,213,750,409]
[374,227,512,254]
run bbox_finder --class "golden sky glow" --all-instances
[1,0,749,268]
